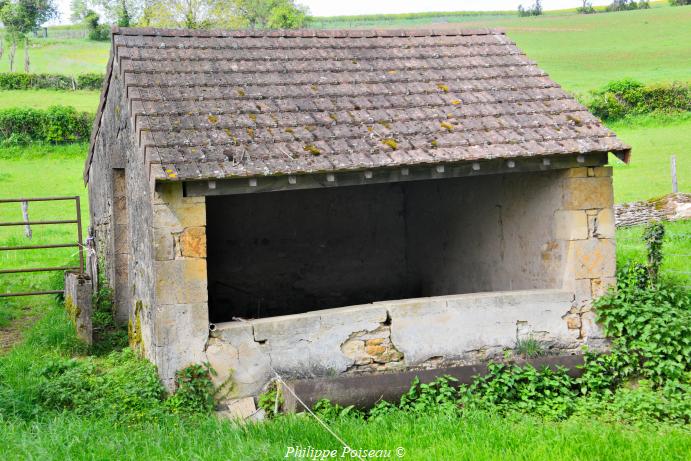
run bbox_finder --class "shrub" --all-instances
[670,0,690,5]
[0,106,92,144]
[165,363,216,414]
[39,349,167,424]
[76,73,105,90]
[587,79,690,120]
[0,72,104,90]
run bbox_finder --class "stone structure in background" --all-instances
[64,271,93,345]
[84,27,631,397]
[615,193,691,227]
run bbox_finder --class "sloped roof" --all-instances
[85,27,630,182]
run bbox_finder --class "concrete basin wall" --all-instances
[206,288,600,398]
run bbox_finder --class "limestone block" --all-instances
[153,228,175,261]
[179,227,207,258]
[581,310,606,340]
[565,167,588,178]
[589,208,615,239]
[341,339,371,365]
[563,176,614,210]
[206,324,271,396]
[573,278,592,306]
[593,166,613,177]
[554,210,588,240]
[591,277,616,299]
[153,203,206,231]
[153,303,209,389]
[155,259,207,305]
[572,239,616,279]
[64,272,93,345]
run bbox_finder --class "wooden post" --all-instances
[671,155,678,193]
[21,201,31,239]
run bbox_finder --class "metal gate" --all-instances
[0,196,84,298]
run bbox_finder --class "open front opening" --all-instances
[207,171,566,322]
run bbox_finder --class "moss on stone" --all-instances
[382,138,398,150]
[436,83,449,92]
[440,121,454,132]
[303,144,321,156]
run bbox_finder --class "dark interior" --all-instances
[207,182,419,322]
[206,172,564,323]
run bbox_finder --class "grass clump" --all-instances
[514,336,545,359]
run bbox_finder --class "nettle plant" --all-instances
[312,222,690,424]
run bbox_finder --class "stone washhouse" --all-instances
[83,27,631,397]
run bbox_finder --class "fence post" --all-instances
[671,155,678,193]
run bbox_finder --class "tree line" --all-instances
[72,0,309,33]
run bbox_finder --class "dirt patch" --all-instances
[0,310,38,353]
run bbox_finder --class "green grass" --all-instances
[0,90,100,112]
[617,219,691,288]
[0,39,110,75]
[462,6,691,95]
[0,5,688,96]
[608,114,691,203]
[1,302,689,461]
[0,144,88,325]
[1,409,689,461]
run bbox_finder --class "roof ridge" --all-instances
[111,26,505,39]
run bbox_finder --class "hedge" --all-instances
[587,79,690,120]
[0,73,105,91]
[0,106,93,145]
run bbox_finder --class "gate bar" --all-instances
[0,266,80,274]
[0,290,64,298]
[0,243,78,251]
[0,220,78,227]
[0,196,79,203]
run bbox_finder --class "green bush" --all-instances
[0,106,92,144]
[0,73,104,90]
[76,73,105,90]
[587,79,690,120]
[165,363,217,414]
[39,349,167,424]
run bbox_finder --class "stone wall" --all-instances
[559,166,615,346]
[191,166,616,397]
[64,271,93,345]
[87,59,157,372]
[615,193,690,227]
[206,289,582,397]
[150,182,209,389]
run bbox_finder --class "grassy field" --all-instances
[0,39,110,75]
[0,90,100,112]
[609,115,691,203]
[1,5,688,96]
[0,301,689,461]
[0,144,87,326]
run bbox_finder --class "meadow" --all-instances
[0,5,689,460]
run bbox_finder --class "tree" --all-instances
[70,0,88,23]
[89,0,144,26]
[232,0,308,29]
[0,0,57,72]
[577,0,596,13]
[669,0,690,5]
[267,2,308,29]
